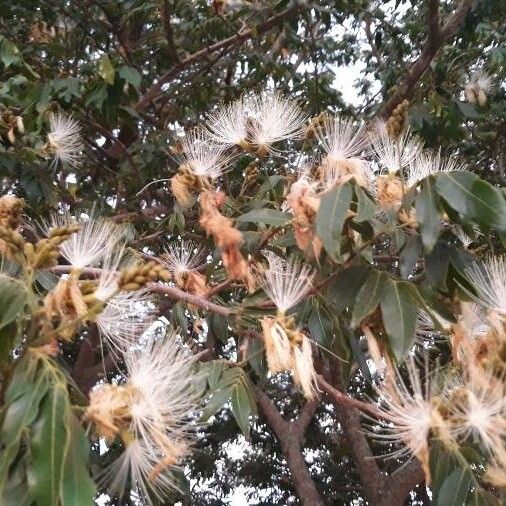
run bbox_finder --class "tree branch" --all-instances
[321,360,424,505]
[256,389,323,506]
[379,0,474,119]
[48,266,234,316]
[135,3,304,111]
[161,0,180,64]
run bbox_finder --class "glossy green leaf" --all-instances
[307,303,334,347]
[2,455,32,506]
[200,386,233,422]
[118,65,141,89]
[29,385,70,506]
[425,241,451,291]
[1,355,48,446]
[415,176,441,251]
[0,36,21,68]
[380,280,419,360]
[430,441,497,506]
[436,171,506,231]
[399,235,422,279]
[98,55,115,85]
[0,274,27,330]
[350,269,388,328]
[316,182,353,261]
[328,264,373,312]
[209,313,229,343]
[236,209,291,226]
[61,415,96,506]
[355,185,376,222]
[231,383,253,438]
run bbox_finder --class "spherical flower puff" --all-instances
[45,210,125,270]
[47,113,83,167]
[87,330,205,503]
[464,255,506,323]
[205,91,307,155]
[465,71,492,106]
[260,254,318,398]
[316,116,371,189]
[364,357,446,482]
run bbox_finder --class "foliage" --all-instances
[0,1,505,505]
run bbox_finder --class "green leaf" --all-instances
[399,235,422,279]
[61,415,96,506]
[425,241,451,291]
[236,209,291,226]
[29,386,70,506]
[316,182,353,261]
[430,441,498,506]
[350,269,388,328]
[380,280,419,360]
[415,176,441,251]
[98,55,115,85]
[327,264,373,312]
[437,468,472,506]
[456,101,482,119]
[0,274,27,330]
[118,65,141,89]
[204,360,224,390]
[1,355,49,446]
[2,454,32,506]
[355,185,376,222]
[257,175,285,195]
[307,304,334,347]
[436,171,506,231]
[0,37,21,68]
[209,313,229,343]
[200,386,233,422]
[231,383,253,438]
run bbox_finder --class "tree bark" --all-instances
[256,390,324,506]
[379,0,475,119]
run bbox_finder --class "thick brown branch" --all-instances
[161,0,180,64]
[321,362,424,505]
[256,389,323,506]
[379,0,474,119]
[389,458,426,504]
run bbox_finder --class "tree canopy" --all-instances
[0,1,505,505]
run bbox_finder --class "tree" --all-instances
[0,0,505,504]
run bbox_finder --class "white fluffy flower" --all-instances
[47,211,124,269]
[458,302,491,339]
[205,91,307,153]
[464,256,506,318]
[453,225,478,249]
[94,331,204,503]
[95,289,155,354]
[47,113,83,167]
[406,150,465,187]
[180,129,231,179]
[100,438,178,503]
[93,247,126,302]
[263,254,314,313]
[465,71,492,106]
[449,378,506,454]
[367,358,437,463]
[161,240,206,276]
[370,128,422,174]
[316,116,371,189]
[204,98,249,147]
[245,91,307,153]
[317,116,368,161]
